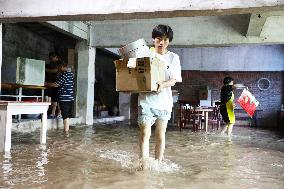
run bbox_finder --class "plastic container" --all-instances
[118,39,148,59]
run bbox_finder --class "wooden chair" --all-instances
[178,102,201,131]
[209,104,221,130]
[190,106,203,131]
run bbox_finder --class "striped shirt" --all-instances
[55,70,75,101]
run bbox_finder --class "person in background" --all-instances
[220,77,246,136]
[45,52,62,118]
[138,24,182,167]
[46,62,74,132]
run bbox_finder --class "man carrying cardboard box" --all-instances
[138,25,182,167]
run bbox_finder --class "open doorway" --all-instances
[94,48,120,118]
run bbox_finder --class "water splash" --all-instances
[209,142,220,146]
[139,158,181,173]
[99,149,135,168]
[99,149,180,173]
[271,163,283,168]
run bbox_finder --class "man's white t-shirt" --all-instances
[138,51,182,113]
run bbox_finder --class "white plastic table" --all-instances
[0,101,50,152]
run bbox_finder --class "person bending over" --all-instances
[46,62,74,132]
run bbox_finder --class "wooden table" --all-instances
[178,100,214,132]
[0,83,46,102]
[0,101,50,152]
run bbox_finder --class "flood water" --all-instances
[0,123,283,189]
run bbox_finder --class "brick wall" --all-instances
[174,71,284,128]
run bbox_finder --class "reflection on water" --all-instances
[0,124,283,189]
[2,152,13,187]
[35,145,49,182]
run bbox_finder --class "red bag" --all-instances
[237,89,259,117]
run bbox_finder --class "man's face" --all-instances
[153,36,170,54]
[58,65,65,72]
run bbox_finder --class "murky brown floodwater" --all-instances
[0,123,283,189]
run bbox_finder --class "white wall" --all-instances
[171,45,284,71]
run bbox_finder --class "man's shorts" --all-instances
[59,101,73,120]
[137,105,171,126]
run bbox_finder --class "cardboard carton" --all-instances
[114,57,166,92]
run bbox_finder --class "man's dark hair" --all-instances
[223,76,234,85]
[152,24,173,42]
[49,52,57,57]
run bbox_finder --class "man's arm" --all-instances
[46,73,65,88]
[46,67,58,73]
[157,78,176,93]
[45,82,58,88]
[234,83,247,89]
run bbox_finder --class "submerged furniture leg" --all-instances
[0,110,7,152]
[205,111,208,132]
[41,88,44,102]
[0,109,12,152]
[40,112,47,144]
[18,87,23,120]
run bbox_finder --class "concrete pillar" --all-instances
[75,40,95,125]
[119,93,131,120]
[0,24,2,92]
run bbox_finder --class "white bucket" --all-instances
[118,39,148,59]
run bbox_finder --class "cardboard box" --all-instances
[114,57,165,92]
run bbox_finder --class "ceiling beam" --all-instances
[42,21,89,40]
[246,11,284,36]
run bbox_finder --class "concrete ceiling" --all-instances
[1,1,284,47]
[90,11,284,47]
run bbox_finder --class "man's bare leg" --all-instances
[227,123,234,136]
[63,118,69,132]
[50,102,57,116]
[57,104,62,117]
[139,122,152,160]
[221,123,229,135]
[154,119,167,162]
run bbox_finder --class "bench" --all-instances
[0,101,50,152]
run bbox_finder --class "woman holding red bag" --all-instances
[220,77,236,136]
